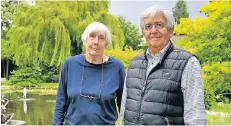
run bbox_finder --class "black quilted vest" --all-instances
[124,42,193,125]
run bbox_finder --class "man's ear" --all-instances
[170,33,173,38]
[169,27,174,37]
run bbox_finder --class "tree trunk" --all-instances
[6,60,9,79]
[59,64,62,77]
[2,60,5,77]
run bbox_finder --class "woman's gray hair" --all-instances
[81,22,112,46]
[140,5,175,32]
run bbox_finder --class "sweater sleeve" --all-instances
[53,61,68,125]
[120,77,127,126]
[116,62,126,112]
[181,56,207,125]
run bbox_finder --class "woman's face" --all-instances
[85,32,106,57]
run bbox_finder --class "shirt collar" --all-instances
[146,41,170,60]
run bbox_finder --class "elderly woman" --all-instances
[53,22,126,125]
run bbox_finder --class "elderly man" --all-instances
[120,5,206,125]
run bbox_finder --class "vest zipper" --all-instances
[136,60,148,124]
[136,79,147,124]
[136,59,161,124]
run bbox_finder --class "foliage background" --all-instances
[174,1,231,109]
[1,0,231,118]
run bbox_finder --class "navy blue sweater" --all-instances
[53,54,125,125]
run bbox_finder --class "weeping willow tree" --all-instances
[7,1,124,67]
[1,0,22,79]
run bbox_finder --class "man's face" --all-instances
[86,32,106,56]
[143,14,173,49]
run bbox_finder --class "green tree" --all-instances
[175,1,231,64]
[172,0,189,24]
[7,1,124,67]
[174,1,231,109]
[118,16,142,50]
[1,0,23,78]
[1,0,21,36]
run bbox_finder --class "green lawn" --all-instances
[116,113,231,125]
[207,113,231,125]
[210,102,231,113]
[207,102,231,125]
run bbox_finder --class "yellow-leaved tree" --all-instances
[174,1,231,109]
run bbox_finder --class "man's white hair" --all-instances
[81,22,112,46]
[140,5,175,32]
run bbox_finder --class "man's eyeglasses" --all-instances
[144,22,166,31]
[79,57,104,100]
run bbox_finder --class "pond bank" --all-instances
[1,83,58,95]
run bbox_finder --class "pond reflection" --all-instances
[2,92,56,125]
[23,100,27,113]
